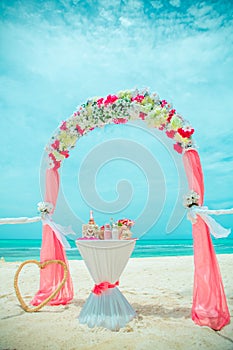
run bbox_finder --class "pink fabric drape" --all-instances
[183,149,230,330]
[31,168,73,306]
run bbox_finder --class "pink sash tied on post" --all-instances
[92,281,119,296]
[183,149,230,330]
[31,168,74,306]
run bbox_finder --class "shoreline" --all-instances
[0,251,233,264]
[0,255,233,350]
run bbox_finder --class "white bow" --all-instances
[187,206,232,238]
[42,214,76,249]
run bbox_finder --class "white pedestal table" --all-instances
[76,239,136,330]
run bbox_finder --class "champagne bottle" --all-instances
[89,210,95,225]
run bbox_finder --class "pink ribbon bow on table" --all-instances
[92,281,119,295]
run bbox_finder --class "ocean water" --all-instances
[0,238,232,262]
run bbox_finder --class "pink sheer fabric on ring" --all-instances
[31,169,74,306]
[183,149,230,330]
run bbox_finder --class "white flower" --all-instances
[183,191,200,208]
[128,103,141,119]
[37,202,54,214]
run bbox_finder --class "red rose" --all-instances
[167,109,176,123]
[104,95,118,105]
[76,124,85,135]
[97,97,104,107]
[60,150,69,158]
[177,127,194,138]
[131,95,145,103]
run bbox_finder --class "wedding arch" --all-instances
[30,88,231,330]
[7,89,232,330]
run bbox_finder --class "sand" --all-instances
[0,255,232,350]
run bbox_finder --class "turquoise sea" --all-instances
[0,238,232,262]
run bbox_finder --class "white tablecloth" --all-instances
[76,240,136,330]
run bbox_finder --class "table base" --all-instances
[79,287,136,331]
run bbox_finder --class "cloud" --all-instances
[169,0,181,7]
[150,1,164,10]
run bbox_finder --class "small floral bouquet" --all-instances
[183,191,200,208]
[117,218,135,228]
[117,218,135,239]
[37,201,54,214]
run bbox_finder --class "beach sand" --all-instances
[0,255,232,350]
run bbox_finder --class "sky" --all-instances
[0,0,233,240]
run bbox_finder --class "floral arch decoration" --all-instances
[33,88,230,331]
[47,89,195,169]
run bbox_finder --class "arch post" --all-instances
[183,150,230,330]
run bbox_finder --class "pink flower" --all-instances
[60,121,67,130]
[139,112,146,120]
[113,118,127,124]
[177,127,194,138]
[49,153,61,170]
[60,150,69,158]
[51,140,60,150]
[118,218,135,227]
[161,100,167,108]
[159,124,165,130]
[76,124,85,135]
[166,130,176,138]
[131,95,145,103]
[173,143,183,154]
